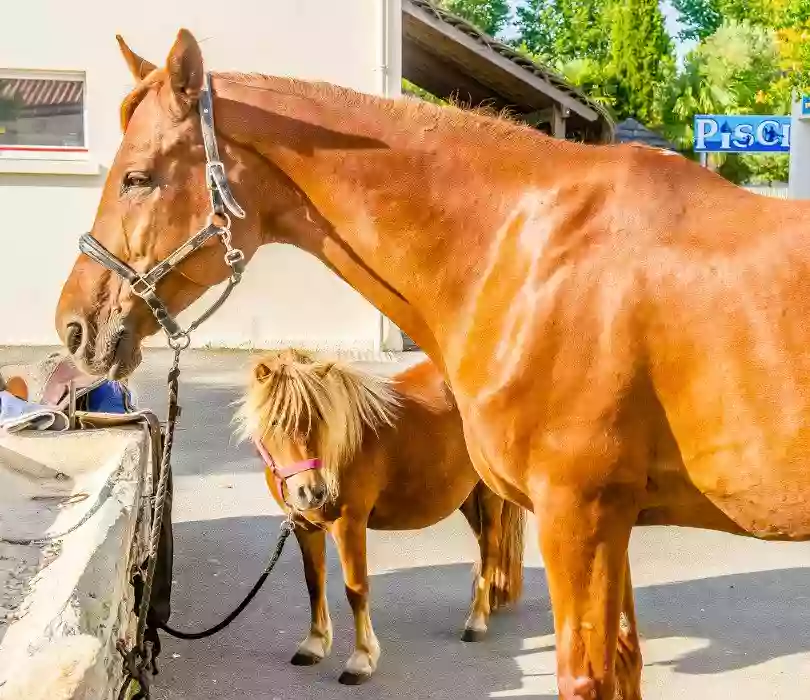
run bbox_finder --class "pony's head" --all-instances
[54,29,284,377]
[235,349,400,511]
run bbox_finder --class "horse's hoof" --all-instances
[291,651,323,666]
[461,627,487,643]
[339,671,372,686]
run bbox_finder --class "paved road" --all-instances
[5,347,810,699]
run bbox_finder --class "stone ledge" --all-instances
[0,428,151,700]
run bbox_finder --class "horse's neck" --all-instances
[215,75,558,362]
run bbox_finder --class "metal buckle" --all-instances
[206,161,226,188]
[130,276,156,299]
[224,248,245,266]
[167,332,191,351]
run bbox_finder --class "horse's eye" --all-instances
[122,171,152,192]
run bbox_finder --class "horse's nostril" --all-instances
[65,322,83,355]
[297,485,309,502]
[313,484,326,501]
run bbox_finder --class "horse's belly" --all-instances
[642,449,810,540]
[366,472,480,531]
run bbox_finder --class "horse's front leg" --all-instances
[617,555,643,700]
[534,479,642,700]
[330,514,380,685]
[290,521,333,666]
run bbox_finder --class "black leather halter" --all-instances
[78,72,246,349]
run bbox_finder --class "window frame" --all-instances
[0,68,98,174]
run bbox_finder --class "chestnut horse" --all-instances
[234,348,525,684]
[55,29,810,699]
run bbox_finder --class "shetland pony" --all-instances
[236,349,525,684]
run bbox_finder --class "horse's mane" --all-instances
[234,348,400,500]
[118,64,548,147]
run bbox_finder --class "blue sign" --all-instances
[693,115,791,153]
[802,96,810,117]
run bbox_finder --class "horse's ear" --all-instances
[116,35,157,81]
[254,362,271,383]
[166,28,204,117]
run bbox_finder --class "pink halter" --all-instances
[253,437,323,506]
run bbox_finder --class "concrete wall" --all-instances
[0,0,403,351]
[0,428,150,700]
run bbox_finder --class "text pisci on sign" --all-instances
[693,115,791,153]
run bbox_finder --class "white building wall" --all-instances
[0,0,403,351]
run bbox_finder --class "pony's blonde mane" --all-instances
[234,348,400,500]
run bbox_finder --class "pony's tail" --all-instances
[488,496,526,610]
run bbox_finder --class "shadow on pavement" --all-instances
[153,515,810,700]
[155,515,552,700]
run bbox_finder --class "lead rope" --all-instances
[117,348,182,700]
[117,347,295,700]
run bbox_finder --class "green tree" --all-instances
[515,0,611,63]
[674,0,810,40]
[606,0,676,122]
[671,0,722,41]
[438,0,512,37]
[659,20,784,180]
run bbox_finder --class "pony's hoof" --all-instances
[291,651,323,666]
[339,670,372,685]
[461,627,487,643]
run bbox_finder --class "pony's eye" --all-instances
[122,171,152,192]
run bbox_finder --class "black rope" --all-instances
[117,349,294,698]
[158,519,293,640]
[118,350,181,699]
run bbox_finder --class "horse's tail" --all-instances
[490,495,526,609]
[469,484,526,611]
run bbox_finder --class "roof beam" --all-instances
[403,1,599,122]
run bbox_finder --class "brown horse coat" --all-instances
[54,30,810,699]
[238,350,525,683]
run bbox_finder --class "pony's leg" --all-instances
[459,483,503,642]
[616,555,643,700]
[535,483,641,700]
[290,523,333,666]
[331,515,380,685]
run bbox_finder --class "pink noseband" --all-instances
[254,437,323,506]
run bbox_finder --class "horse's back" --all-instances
[361,359,478,530]
[391,358,455,413]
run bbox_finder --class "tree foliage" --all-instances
[437,0,512,37]
[671,0,723,41]
[658,20,784,180]
[514,0,612,64]
[410,0,810,184]
[606,0,676,122]
[513,0,674,123]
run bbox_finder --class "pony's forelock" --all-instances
[233,349,401,501]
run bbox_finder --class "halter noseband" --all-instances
[253,437,324,509]
[78,72,246,349]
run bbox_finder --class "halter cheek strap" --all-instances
[253,438,323,508]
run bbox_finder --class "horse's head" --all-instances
[235,348,400,512]
[55,29,269,377]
